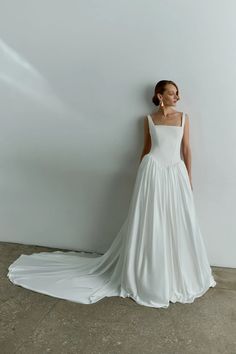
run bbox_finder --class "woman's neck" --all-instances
[156,106,176,117]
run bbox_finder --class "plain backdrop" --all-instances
[0,1,235,267]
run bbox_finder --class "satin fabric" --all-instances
[7,112,216,308]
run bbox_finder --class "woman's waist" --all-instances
[148,150,182,166]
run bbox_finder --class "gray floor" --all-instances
[1,242,236,354]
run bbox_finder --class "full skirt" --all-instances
[7,153,216,308]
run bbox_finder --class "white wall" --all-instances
[0,0,235,267]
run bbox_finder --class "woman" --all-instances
[7,80,216,308]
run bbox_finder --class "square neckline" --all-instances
[148,112,184,128]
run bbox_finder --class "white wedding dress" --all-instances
[7,112,216,308]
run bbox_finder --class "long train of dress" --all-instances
[7,112,216,308]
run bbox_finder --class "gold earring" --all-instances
[160,100,164,107]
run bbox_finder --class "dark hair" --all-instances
[152,80,179,106]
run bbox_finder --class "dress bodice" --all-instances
[147,112,185,167]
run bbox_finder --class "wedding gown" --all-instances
[7,112,216,308]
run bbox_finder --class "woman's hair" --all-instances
[152,80,179,106]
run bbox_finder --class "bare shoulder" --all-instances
[184,112,190,120]
[184,113,190,125]
[143,115,150,134]
[143,115,149,125]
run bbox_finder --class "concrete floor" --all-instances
[1,242,236,354]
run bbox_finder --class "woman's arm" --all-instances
[139,117,151,164]
[181,114,193,190]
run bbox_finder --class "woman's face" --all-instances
[158,84,179,106]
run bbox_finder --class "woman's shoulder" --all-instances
[184,112,190,120]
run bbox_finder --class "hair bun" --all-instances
[152,95,159,106]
